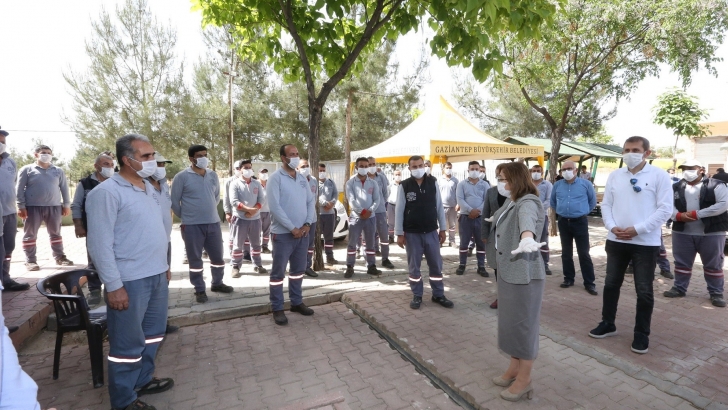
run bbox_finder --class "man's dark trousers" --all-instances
[2,214,16,285]
[602,240,658,337]
[405,230,444,298]
[557,215,595,287]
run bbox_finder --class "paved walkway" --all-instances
[9,217,728,409]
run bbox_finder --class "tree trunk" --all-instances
[672,134,679,170]
[309,101,325,271]
[343,90,353,215]
[548,128,564,237]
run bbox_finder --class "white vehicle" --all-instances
[332,201,348,240]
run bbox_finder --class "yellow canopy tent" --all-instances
[350,96,545,166]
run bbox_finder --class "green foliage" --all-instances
[654,146,685,159]
[653,89,710,138]
[64,0,194,167]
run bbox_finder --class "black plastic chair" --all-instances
[36,269,107,388]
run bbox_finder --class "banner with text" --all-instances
[430,140,544,160]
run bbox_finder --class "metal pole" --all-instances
[343,89,353,215]
[228,55,234,176]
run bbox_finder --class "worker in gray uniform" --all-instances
[345,157,382,278]
[455,161,489,276]
[298,159,320,277]
[258,168,271,254]
[16,145,73,271]
[70,153,115,305]
[318,163,339,266]
[223,160,243,254]
[230,159,267,277]
[386,169,402,244]
[530,164,554,275]
[146,152,179,335]
[171,144,233,304]
[87,134,173,410]
[267,144,316,326]
[439,161,459,248]
[0,128,30,291]
[395,155,454,310]
[367,156,394,269]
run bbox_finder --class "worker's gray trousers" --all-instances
[231,217,262,268]
[181,223,225,293]
[347,216,376,267]
[404,230,445,298]
[22,206,65,262]
[672,232,724,295]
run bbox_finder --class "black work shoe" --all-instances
[8,325,19,334]
[291,303,314,316]
[625,265,634,275]
[136,377,174,397]
[589,321,617,339]
[455,265,465,275]
[356,251,363,260]
[273,310,288,325]
[477,266,489,277]
[560,281,574,288]
[375,250,382,257]
[255,266,268,274]
[344,266,354,278]
[165,324,179,334]
[305,268,318,277]
[631,333,649,354]
[367,265,381,276]
[663,288,686,298]
[432,295,454,308]
[326,258,339,266]
[659,270,674,279]
[262,245,271,254]
[55,256,74,266]
[232,266,242,278]
[202,250,209,259]
[410,296,422,309]
[382,259,395,269]
[87,289,102,306]
[182,256,188,264]
[114,398,157,410]
[211,283,234,293]
[586,287,598,296]
[545,267,553,276]
[710,294,726,307]
[242,255,252,263]
[467,248,474,257]
[195,291,208,303]
[2,279,30,291]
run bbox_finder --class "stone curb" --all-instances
[340,294,481,410]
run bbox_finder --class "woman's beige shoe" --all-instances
[500,383,533,401]
[492,375,516,387]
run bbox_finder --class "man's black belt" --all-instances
[557,214,587,221]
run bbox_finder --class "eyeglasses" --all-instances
[630,178,641,193]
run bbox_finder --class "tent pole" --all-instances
[591,157,600,181]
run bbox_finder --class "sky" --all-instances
[1,1,727,162]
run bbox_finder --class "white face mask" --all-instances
[424,166,431,175]
[531,172,542,180]
[497,182,511,197]
[562,170,575,180]
[468,170,480,179]
[287,157,300,169]
[259,173,268,181]
[368,166,377,174]
[683,169,700,182]
[242,169,254,178]
[479,172,485,179]
[100,167,115,179]
[444,168,452,176]
[129,157,157,178]
[319,171,327,179]
[299,167,310,177]
[195,157,209,169]
[152,167,166,181]
[234,169,241,177]
[411,168,426,179]
[623,153,645,169]
[357,167,368,176]
[0,142,5,155]
[39,154,52,164]
[394,175,402,182]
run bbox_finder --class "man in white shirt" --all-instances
[589,136,673,355]
[438,162,459,247]
[664,160,727,308]
[386,169,401,243]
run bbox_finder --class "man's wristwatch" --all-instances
[303,223,311,227]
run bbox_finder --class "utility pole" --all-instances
[223,58,237,176]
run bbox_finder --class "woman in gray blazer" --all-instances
[487,162,546,402]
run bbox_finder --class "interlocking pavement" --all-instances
[20,302,461,410]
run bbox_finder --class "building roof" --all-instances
[701,121,728,137]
